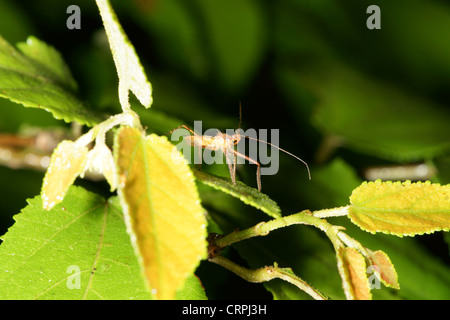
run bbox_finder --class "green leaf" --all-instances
[349,180,450,236]
[41,140,88,210]
[115,126,207,300]
[194,170,281,219]
[0,186,151,299]
[0,35,101,126]
[16,36,78,92]
[95,0,152,111]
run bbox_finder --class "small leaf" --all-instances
[367,250,400,290]
[41,140,88,210]
[0,187,151,299]
[82,143,117,191]
[95,0,152,111]
[0,35,101,126]
[115,127,207,300]
[337,247,371,300]
[194,170,281,218]
[349,180,450,236]
[16,36,78,91]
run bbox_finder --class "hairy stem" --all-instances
[313,206,350,218]
[214,209,345,251]
[209,255,327,300]
[76,111,142,147]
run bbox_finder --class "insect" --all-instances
[169,106,311,191]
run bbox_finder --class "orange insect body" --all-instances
[185,132,240,150]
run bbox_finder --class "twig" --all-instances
[209,255,327,300]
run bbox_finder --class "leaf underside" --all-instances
[96,0,152,110]
[41,140,88,210]
[337,247,371,300]
[0,186,150,300]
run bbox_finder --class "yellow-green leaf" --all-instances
[115,126,207,300]
[41,140,88,210]
[337,247,372,300]
[95,0,152,111]
[367,250,400,290]
[349,180,450,236]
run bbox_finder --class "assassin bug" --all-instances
[169,106,311,191]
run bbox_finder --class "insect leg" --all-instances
[243,135,311,180]
[225,147,237,185]
[196,145,202,170]
[230,149,262,191]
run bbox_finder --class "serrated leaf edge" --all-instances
[349,180,450,237]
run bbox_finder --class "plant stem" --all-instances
[75,111,141,147]
[214,210,344,251]
[313,205,350,218]
[209,255,327,300]
[337,231,369,257]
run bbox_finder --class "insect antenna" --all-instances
[238,102,243,131]
[242,135,311,180]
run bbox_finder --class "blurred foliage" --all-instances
[0,0,449,299]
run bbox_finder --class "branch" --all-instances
[209,255,327,300]
[214,209,345,251]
